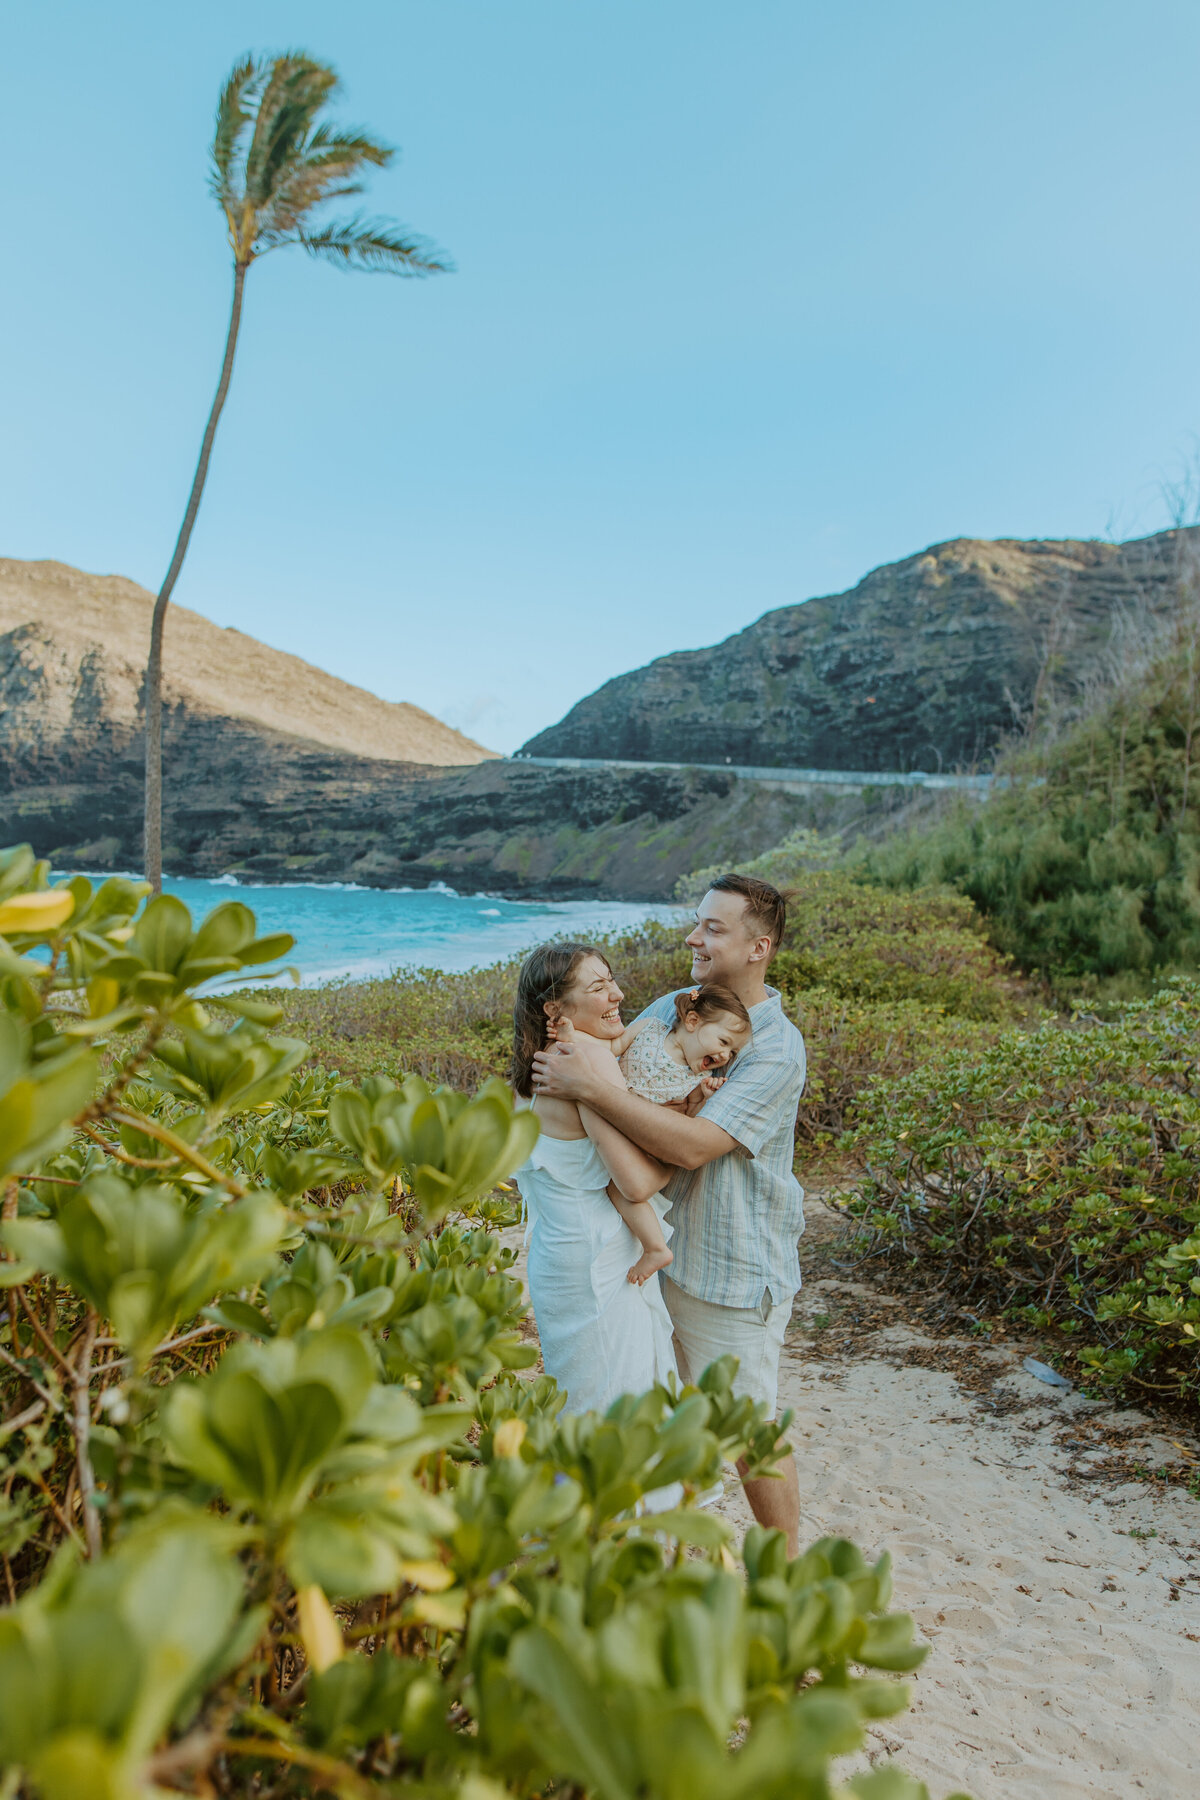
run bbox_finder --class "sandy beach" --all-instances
[503,1202,1199,1799]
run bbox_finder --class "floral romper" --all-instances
[618,1016,699,1104]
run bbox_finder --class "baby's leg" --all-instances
[606,1179,673,1286]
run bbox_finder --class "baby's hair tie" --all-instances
[689,987,700,999]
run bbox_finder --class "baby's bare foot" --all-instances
[627,1245,673,1286]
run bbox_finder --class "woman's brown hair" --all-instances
[672,982,752,1032]
[511,941,611,1098]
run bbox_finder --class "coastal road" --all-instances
[510,754,993,792]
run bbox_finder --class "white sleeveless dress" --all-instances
[517,1129,677,1416]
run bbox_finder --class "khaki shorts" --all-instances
[662,1274,793,1417]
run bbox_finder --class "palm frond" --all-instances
[253,129,396,239]
[294,213,454,276]
[208,54,262,204]
[306,123,393,169]
[256,173,366,243]
[243,53,337,209]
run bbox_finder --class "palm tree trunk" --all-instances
[143,260,249,893]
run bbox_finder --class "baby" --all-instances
[557,983,753,1285]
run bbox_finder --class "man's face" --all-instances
[684,889,761,985]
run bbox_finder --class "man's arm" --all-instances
[530,1041,738,1171]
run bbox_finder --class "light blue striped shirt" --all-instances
[637,988,807,1310]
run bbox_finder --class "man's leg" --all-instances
[738,1450,799,1557]
[662,1276,800,1556]
[732,1291,799,1555]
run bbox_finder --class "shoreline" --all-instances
[57,863,676,907]
[55,871,682,986]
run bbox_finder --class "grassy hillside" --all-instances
[862,631,1200,999]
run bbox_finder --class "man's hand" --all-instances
[530,1040,602,1104]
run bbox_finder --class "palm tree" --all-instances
[143,52,450,892]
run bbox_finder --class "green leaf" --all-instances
[507,1624,638,1800]
[209,992,286,1025]
[131,894,193,976]
[238,932,296,967]
[203,1298,274,1338]
[619,1508,733,1548]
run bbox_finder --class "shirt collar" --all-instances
[750,986,782,1019]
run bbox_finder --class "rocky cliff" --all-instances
[519,529,1197,770]
[0,558,494,775]
[0,713,832,900]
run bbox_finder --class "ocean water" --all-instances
[69,872,681,986]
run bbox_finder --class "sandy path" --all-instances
[501,1209,1200,1799]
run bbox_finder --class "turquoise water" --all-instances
[70,874,679,986]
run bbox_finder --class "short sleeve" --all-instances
[696,1050,806,1158]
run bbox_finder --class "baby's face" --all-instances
[679,1011,749,1073]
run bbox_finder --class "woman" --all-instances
[511,941,678,1414]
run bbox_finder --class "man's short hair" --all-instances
[708,873,789,954]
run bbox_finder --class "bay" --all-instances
[68,872,680,986]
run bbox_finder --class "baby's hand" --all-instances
[697,1074,725,1099]
[548,1016,576,1047]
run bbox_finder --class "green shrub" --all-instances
[842,980,1200,1410]
[863,638,1200,990]
[767,874,1020,1021]
[679,827,846,899]
[790,990,997,1150]
[0,844,958,1800]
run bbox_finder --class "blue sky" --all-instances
[3,1,1200,753]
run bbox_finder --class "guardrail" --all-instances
[510,754,994,791]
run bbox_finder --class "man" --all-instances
[530,872,807,1553]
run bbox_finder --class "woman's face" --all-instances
[553,954,624,1039]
